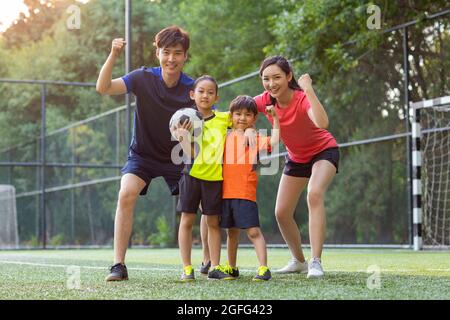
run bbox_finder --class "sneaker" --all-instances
[274,258,308,274]
[223,263,239,279]
[200,261,211,275]
[253,266,272,281]
[208,265,235,280]
[105,263,128,281]
[181,265,195,282]
[307,258,324,279]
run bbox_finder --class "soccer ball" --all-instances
[169,108,204,139]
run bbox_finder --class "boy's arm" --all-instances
[96,38,128,95]
[178,135,195,159]
[172,120,195,159]
[266,106,280,147]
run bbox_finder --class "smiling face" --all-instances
[231,108,257,131]
[261,64,293,101]
[156,43,188,77]
[190,79,218,113]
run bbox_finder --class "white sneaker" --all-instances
[307,258,324,279]
[274,258,308,274]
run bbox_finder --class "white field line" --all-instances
[0,260,177,272]
[0,260,449,273]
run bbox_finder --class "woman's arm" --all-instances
[298,74,329,129]
[266,105,280,147]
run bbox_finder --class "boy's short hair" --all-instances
[154,25,190,52]
[229,95,258,116]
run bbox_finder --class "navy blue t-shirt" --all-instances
[122,67,194,162]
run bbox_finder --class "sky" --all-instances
[0,0,90,33]
[0,0,29,32]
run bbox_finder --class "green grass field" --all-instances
[0,248,449,300]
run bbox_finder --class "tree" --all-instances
[265,0,449,243]
[0,0,280,245]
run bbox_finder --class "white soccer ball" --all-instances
[169,108,204,139]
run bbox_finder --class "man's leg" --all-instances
[113,173,146,264]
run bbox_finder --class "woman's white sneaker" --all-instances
[307,258,324,279]
[274,258,308,274]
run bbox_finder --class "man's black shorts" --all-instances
[220,199,260,229]
[121,153,183,196]
[284,147,340,178]
[177,174,222,215]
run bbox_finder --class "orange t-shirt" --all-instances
[222,131,271,202]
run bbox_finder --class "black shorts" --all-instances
[284,147,340,178]
[177,174,222,215]
[121,153,183,196]
[220,199,260,229]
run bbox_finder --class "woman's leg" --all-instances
[307,160,336,260]
[275,174,309,262]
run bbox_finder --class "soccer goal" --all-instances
[411,96,450,250]
[0,185,19,249]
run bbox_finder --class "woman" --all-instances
[254,55,339,278]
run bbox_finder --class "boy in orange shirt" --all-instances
[221,95,280,281]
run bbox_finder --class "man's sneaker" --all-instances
[307,258,324,279]
[200,261,211,275]
[208,265,235,280]
[105,263,128,281]
[223,263,239,279]
[181,265,195,282]
[274,258,308,274]
[253,266,272,281]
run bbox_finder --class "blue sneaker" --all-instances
[253,266,271,281]
[207,265,235,280]
[105,263,128,281]
[223,263,239,279]
[200,261,211,275]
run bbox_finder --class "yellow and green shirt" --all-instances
[185,111,230,181]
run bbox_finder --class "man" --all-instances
[96,25,193,281]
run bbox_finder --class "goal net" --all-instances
[0,185,19,248]
[418,97,450,248]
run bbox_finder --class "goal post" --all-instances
[0,185,19,249]
[411,96,450,250]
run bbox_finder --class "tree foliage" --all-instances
[0,0,448,245]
